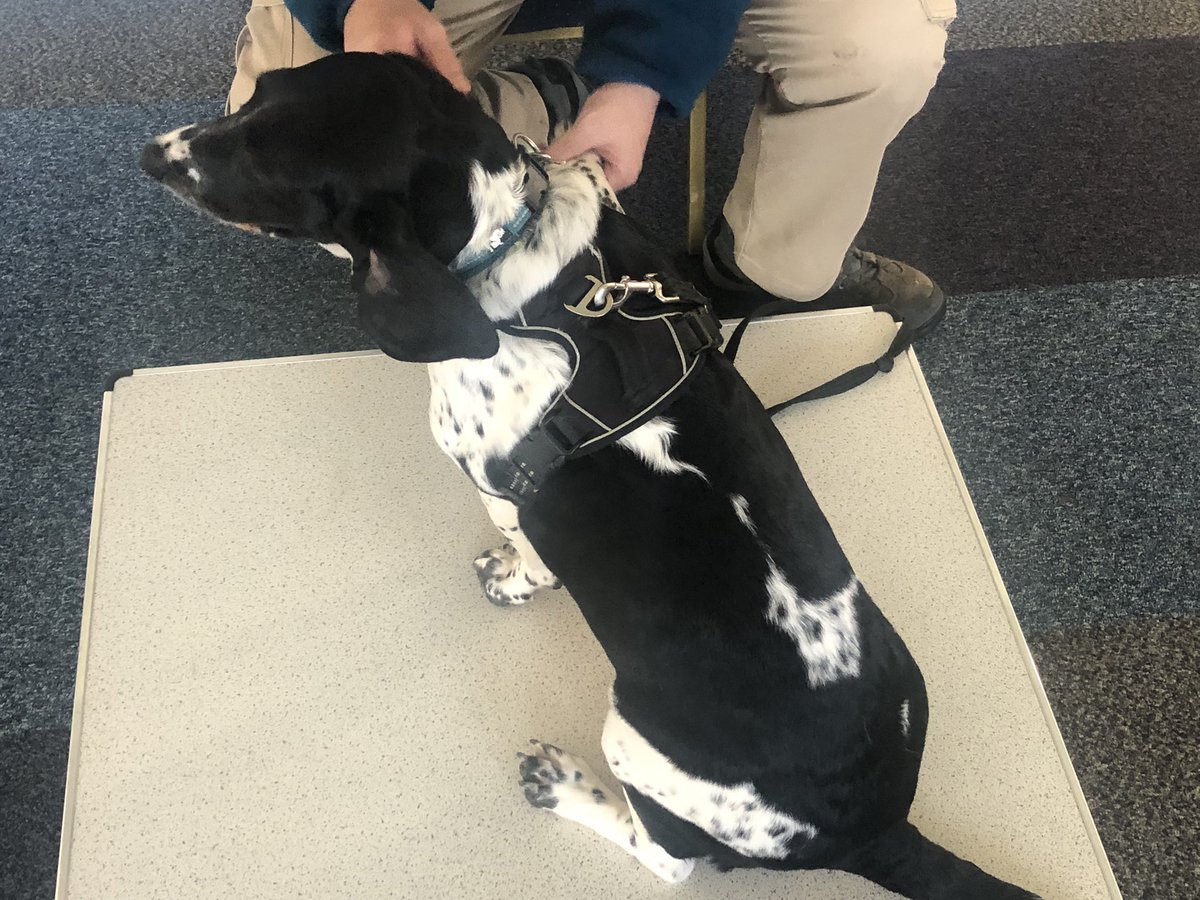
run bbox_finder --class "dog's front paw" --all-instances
[517,739,613,812]
[473,543,559,607]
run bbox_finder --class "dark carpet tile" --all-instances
[863,37,1200,295]
[916,277,1199,631]
[950,0,1200,51]
[0,0,246,109]
[1026,618,1200,900]
[0,727,69,899]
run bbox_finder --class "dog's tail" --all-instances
[835,821,1040,900]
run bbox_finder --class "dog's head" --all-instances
[141,53,518,362]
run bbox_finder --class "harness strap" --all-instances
[489,290,723,504]
[723,289,946,417]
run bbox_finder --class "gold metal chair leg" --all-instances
[686,90,708,256]
[497,26,584,44]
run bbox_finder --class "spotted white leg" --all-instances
[517,740,695,884]
[473,492,561,606]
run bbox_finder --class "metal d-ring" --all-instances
[512,134,556,167]
[566,276,628,318]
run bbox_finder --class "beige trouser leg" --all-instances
[227,0,550,142]
[726,0,955,301]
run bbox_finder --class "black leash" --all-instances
[723,288,947,417]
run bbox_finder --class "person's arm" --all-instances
[576,0,750,119]
[550,0,749,190]
[283,0,469,92]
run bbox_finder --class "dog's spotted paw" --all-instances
[473,543,559,607]
[518,740,612,811]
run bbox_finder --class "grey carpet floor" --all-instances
[2,2,1199,897]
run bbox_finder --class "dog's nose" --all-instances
[140,141,173,182]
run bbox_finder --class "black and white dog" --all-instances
[142,53,1037,899]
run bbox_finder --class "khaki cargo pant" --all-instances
[228,0,954,301]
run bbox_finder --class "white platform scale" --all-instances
[58,308,1121,899]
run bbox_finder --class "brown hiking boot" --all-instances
[700,216,945,325]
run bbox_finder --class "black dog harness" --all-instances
[458,139,942,504]
[488,246,724,504]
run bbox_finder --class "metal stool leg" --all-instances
[686,90,708,256]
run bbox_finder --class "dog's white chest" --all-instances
[427,333,571,490]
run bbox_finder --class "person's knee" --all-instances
[835,1,947,97]
[770,0,948,109]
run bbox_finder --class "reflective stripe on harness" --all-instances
[487,255,723,504]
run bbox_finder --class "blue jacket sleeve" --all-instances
[285,0,742,117]
[284,0,435,53]
[576,0,750,117]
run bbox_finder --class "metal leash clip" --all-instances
[566,274,681,318]
[512,133,556,167]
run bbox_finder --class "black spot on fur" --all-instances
[592,788,606,803]
[523,786,559,810]
[498,363,511,377]
[711,792,726,805]
[475,422,485,437]
[629,833,637,848]
[574,770,583,782]
[767,823,787,837]
[480,383,494,402]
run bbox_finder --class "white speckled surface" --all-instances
[59,311,1120,899]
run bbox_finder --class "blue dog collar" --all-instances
[450,205,533,278]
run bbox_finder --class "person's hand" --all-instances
[343,0,471,93]
[546,82,660,191]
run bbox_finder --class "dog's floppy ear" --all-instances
[343,199,499,363]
